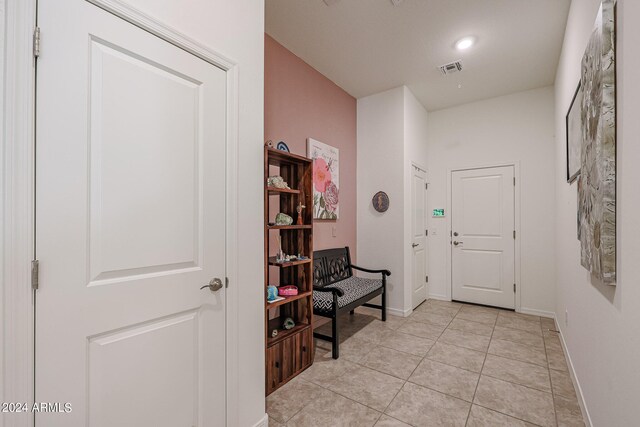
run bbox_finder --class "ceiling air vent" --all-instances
[439,60,463,75]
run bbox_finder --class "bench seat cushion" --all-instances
[313,276,383,314]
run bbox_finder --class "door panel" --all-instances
[451,166,515,309]
[412,167,428,309]
[36,1,227,425]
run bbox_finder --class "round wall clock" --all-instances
[372,191,389,213]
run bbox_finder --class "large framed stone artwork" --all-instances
[577,0,616,284]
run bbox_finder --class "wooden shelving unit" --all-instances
[264,147,314,396]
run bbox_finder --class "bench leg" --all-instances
[332,315,339,359]
[381,289,387,322]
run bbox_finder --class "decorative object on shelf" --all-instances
[278,285,299,296]
[276,236,285,263]
[372,191,389,213]
[296,202,306,225]
[271,329,278,338]
[275,213,293,226]
[265,140,274,148]
[577,0,616,284]
[276,141,290,152]
[307,138,339,220]
[267,175,290,189]
[266,285,279,302]
[566,82,583,184]
[432,208,445,217]
[282,317,295,330]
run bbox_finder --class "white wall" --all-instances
[357,87,406,314]
[426,87,556,316]
[554,0,640,425]
[357,86,429,316]
[113,1,266,425]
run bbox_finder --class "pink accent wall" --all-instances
[265,35,357,260]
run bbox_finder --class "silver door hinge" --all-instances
[426,275,429,283]
[513,283,516,293]
[33,27,41,58]
[513,230,516,239]
[513,177,516,186]
[425,229,428,236]
[31,260,39,290]
[225,277,229,288]
[425,183,428,190]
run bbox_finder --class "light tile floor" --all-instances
[266,300,585,427]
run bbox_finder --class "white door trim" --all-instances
[446,161,522,312]
[2,1,242,425]
[2,1,37,426]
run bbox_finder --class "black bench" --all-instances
[312,247,390,359]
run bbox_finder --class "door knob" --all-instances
[453,231,459,237]
[453,241,463,246]
[412,243,419,248]
[200,278,223,292]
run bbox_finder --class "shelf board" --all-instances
[266,290,312,309]
[267,186,301,195]
[268,257,312,267]
[266,148,312,167]
[267,224,312,230]
[267,322,311,347]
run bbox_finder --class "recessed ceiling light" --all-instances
[455,37,475,51]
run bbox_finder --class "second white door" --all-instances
[451,166,515,309]
[412,167,428,309]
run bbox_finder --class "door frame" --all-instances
[1,1,242,426]
[410,162,428,309]
[446,161,521,312]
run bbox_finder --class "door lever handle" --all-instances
[200,278,223,292]
[453,241,463,246]
[412,243,419,248]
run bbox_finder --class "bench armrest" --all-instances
[313,286,345,297]
[351,264,391,277]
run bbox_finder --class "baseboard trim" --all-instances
[387,306,412,318]
[519,307,555,319]
[254,413,269,427]
[556,318,593,427]
[427,294,450,302]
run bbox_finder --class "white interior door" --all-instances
[411,166,428,309]
[35,1,227,425]
[451,166,515,309]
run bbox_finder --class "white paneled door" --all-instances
[451,166,515,309]
[36,1,227,426]
[411,167,428,309]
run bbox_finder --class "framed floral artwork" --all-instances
[307,138,339,220]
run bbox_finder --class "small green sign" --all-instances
[432,209,445,217]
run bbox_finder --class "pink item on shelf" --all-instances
[278,286,299,296]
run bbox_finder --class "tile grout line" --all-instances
[544,319,560,427]
[466,316,495,425]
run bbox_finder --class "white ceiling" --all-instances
[265,0,570,111]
